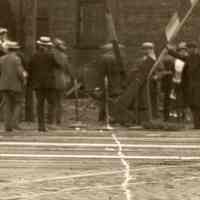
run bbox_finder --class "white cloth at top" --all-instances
[173,59,185,83]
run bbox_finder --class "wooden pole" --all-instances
[104,76,111,129]
[24,0,38,122]
[74,79,80,122]
[75,0,81,47]
[24,0,37,56]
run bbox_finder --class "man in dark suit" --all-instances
[161,54,175,121]
[51,38,71,125]
[167,42,200,129]
[0,41,27,131]
[135,42,158,123]
[0,28,8,117]
[96,43,126,122]
[28,37,60,132]
[110,42,159,125]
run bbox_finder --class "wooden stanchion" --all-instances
[104,76,113,130]
[70,79,86,130]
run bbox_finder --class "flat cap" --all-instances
[178,41,187,50]
[187,42,197,48]
[142,42,155,49]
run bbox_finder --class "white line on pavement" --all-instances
[1,154,200,160]
[0,142,200,149]
[2,136,200,141]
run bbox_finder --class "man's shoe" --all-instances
[38,127,46,132]
[193,126,200,130]
[5,128,12,132]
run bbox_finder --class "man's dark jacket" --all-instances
[135,56,157,110]
[28,51,60,89]
[161,55,174,93]
[87,51,125,97]
[168,49,200,108]
[0,53,25,92]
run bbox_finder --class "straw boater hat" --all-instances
[6,41,20,50]
[0,28,8,35]
[36,36,53,46]
[53,38,67,51]
[100,42,125,50]
[177,42,187,50]
[142,42,155,49]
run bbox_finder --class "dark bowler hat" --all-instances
[187,42,197,48]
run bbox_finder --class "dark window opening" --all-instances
[76,0,106,49]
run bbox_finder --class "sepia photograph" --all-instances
[0,0,200,199]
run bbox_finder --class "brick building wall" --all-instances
[7,0,200,71]
[0,0,17,39]
[118,0,200,67]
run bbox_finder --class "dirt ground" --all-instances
[0,98,200,200]
[1,157,200,200]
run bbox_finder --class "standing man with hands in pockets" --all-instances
[28,37,61,132]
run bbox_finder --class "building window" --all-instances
[76,0,106,48]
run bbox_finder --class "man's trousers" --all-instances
[3,91,23,131]
[190,107,200,129]
[35,89,57,131]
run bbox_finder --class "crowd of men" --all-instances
[166,42,200,129]
[0,28,71,132]
[90,40,200,129]
[0,26,200,131]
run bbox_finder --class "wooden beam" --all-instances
[24,0,37,56]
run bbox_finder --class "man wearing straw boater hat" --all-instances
[0,41,27,132]
[136,42,158,123]
[28,36,60,132]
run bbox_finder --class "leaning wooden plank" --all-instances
[65,82,82,97]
